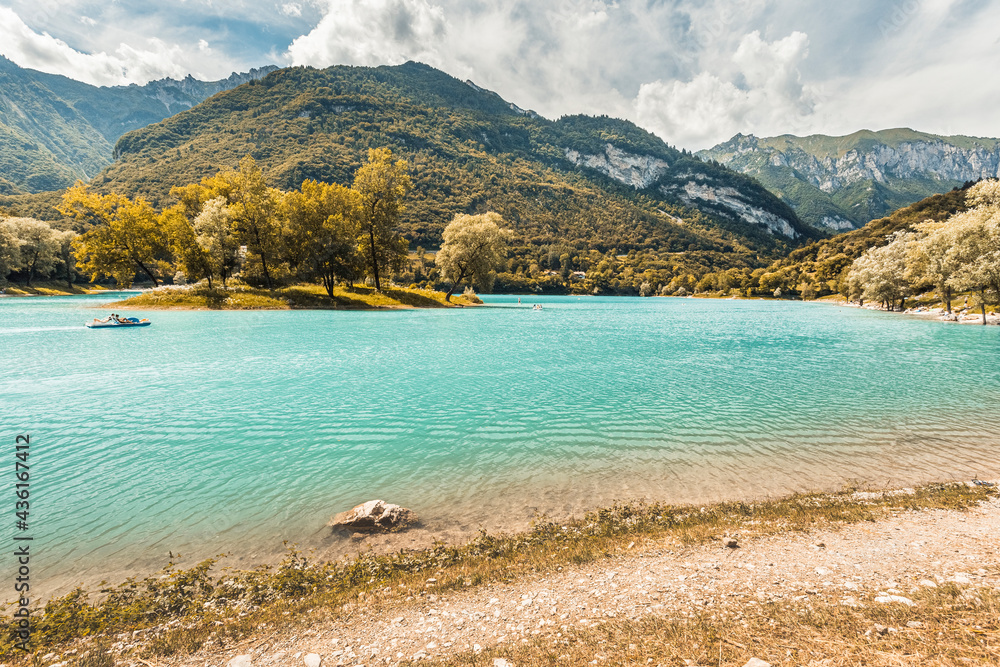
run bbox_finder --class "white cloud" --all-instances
[0,6,193,85]
[3,0,1000,147]
[635,31,817,149]
[287,0,446,68]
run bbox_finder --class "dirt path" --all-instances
[158,487,1000,667]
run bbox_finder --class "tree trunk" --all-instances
[206,273,213,289]
[260,255,273,290]
[982,302,987,325]
[134,259,159,287]
[368,224,380,292]
[443,265,468,302]
[943,285,952,313]
[26,250,38,287]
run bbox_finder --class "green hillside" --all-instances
[754,186,972,295]
[60,62,814,281]
[699,129,1000,232]
[0,56,275,194]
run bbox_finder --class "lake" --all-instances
[2,293,998,598]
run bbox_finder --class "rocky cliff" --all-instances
[699,129,1000,233]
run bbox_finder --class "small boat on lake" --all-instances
[86,316,151,329]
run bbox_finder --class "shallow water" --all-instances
[1,293,998,597]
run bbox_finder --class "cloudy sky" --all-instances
[2,0,999,150]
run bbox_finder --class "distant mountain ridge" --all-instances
[0,56,276,194]
[698,128,1000,232]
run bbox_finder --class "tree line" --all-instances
[845,179,1000,323]
[1,148,513,300]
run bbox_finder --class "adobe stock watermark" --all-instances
[878,0,922,39]
[12,434,32,651]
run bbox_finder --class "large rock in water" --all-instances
[329,499,417,531]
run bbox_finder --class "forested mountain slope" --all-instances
[0,56,275,194]
[62,62,818,277]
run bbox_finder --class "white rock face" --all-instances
[820,215,856,231]
[671,181,799,238]
[564,144,670,190]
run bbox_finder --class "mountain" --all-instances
[698,129,1000,233]
[0,56,276,194]
[41,61,815,278]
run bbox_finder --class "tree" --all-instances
[59,185,168,288]
[848,231,917,310]
[353,147,412,291]
[907,220,961,313]
[8,218,60,286]
[943,207,1000,325]
[283,180,364,297]
[163,205,214,288]
[173,157,282,288]
[219,157,282,289]
[193,197,241,288]
[435,212,513,301]
[0,219,21,283]
[54,229,78,290]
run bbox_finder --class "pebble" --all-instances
[303,653,321,667]
[493,659,513,667]
[227,655,252,667]
[723,538,739,549]
[919,579,938,588]
[742,659,771,667]
[907,621,924,629]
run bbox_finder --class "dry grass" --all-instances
[427,584,1000,666]
[0,281,108,296]
[106,282,476,310]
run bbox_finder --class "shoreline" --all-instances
[6,478,997,662]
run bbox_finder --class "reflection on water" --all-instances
[1,293,998,598]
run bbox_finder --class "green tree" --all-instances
[193,197,241,288]
[163,205,214,287]
[435,212,513,301]
[283,180,364,297]
[59,185,168,287]
[8,218,60,286]
[54,229,78,289]
[0,219,22,283]
[353,147,412,291]
[221,157,282,289]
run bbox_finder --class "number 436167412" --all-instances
[15,436,29,526]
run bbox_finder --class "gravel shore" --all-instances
[137,484,1000,667]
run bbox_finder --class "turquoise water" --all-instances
[1,293,999,596]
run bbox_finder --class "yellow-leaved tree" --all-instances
[59,184,168,288]
[352,148,411,292]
